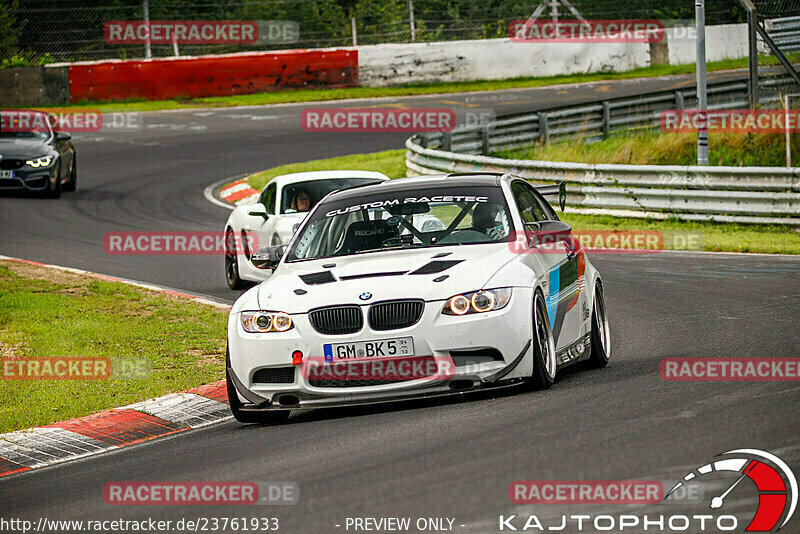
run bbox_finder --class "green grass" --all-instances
[35,57,753,113]
[239,149,800,255]
[0,262,228,433]
[499,129,800,167]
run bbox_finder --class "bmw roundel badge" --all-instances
[359,292,372,301]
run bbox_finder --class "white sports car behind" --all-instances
[226,173,611,423]
[223,170,388,289]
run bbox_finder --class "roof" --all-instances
[269,170,389,189]
[327,173,503,202]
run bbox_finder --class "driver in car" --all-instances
[290,189,312,212]
[471,203,506,240]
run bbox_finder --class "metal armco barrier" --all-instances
[406,78,800,225]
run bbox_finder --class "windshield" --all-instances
[0,112,53,140]
[286,185,513,262]
[281,178,384,214]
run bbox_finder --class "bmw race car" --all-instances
[223,170,388,289]
[226,173,611,423]
[0,110,77,198]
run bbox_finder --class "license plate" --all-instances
[323,337,414,363]
[0,171,13,179]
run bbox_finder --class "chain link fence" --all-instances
[755,0,800,101]
[2,0,748,64]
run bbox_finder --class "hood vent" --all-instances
[299,271,336,285]
[339,271,407,281]
[409,260,463,275]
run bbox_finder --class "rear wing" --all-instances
[533,182,566,212]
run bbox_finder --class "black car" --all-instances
[0,110,77,198]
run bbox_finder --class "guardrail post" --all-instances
[481,124,491,155]
[675,91,684,109]
[602,101,610,138]
[441,131,452,151]
[538,112,549,144]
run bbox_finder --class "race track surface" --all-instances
[1,70,799,532]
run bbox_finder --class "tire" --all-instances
[45,164,61,198]
[588,282,611,368]
[224,228,248,290]
[526,290,557,390]
[62,155,76,192]
[226,351,291,425]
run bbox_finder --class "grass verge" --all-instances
[239,150,800,255]
[498,129,800,167]
[0,261,227,433]
[37,58,752,113]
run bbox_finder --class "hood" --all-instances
[0,138,53,158]
[257,244,518,313]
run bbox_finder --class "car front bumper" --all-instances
[0,167,57,192]
[227,287,534,410]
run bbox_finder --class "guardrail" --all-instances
[766,16,800,54]
[406,77,800,225]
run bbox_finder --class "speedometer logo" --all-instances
[665,449,797,531]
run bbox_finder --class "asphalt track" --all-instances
[1,70,799,532]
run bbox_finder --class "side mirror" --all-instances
[251,245,286,271]
[248,204,269,220]
[526,220,573,248]
[56,132,71,141]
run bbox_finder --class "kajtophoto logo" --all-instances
[665,449,797,532]
[500,450,796,532]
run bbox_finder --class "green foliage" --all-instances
[0,262,228,433]
[0,0,23,60]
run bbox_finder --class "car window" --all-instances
[511,181,547,223]
[523,183,558,221]
[286,186,514,262]
[279,178,384,214]
[259,182,276,214]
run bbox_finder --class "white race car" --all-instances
[223,170,388,289]
[226,173,611,423]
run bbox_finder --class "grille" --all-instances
[0,159,24,170]
[308,356,437,387]
[308,305,363,335]
[252,367,295,384]
[368,300,424,331]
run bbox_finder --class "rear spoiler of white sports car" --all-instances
[533,182,567,212]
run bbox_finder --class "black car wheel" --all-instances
[225,228,249,290]
[588,282,611,368]
[525,290,557,390]
[45,163,61,199]
[62,155,76,192]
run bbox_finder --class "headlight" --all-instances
[442,288,512,315]
[25,156,54,168]
[241,311,294,333]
